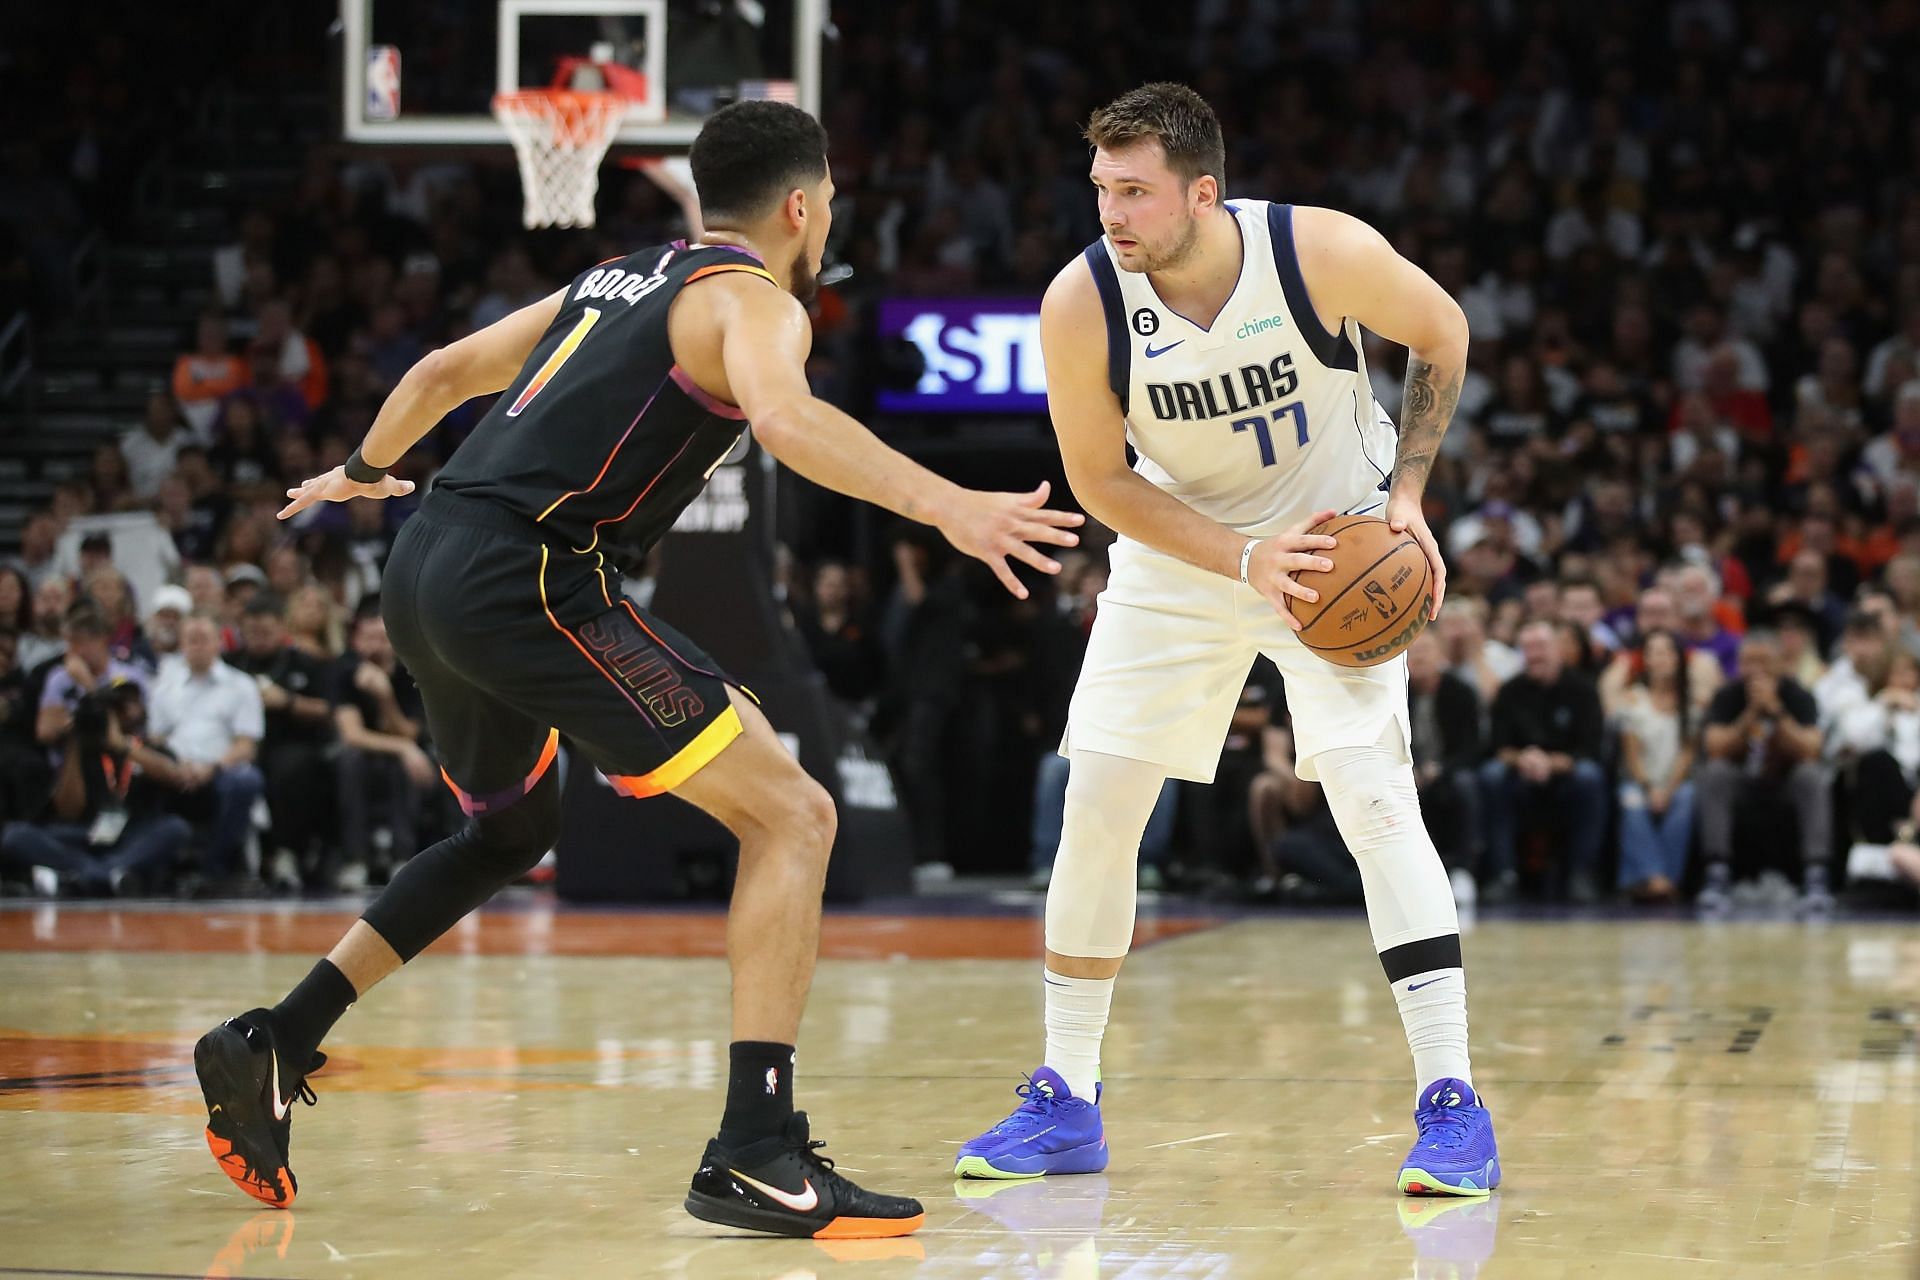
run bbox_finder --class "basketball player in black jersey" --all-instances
[191,101,1082,1240]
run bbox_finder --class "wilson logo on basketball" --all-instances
[1363,579,1394,618]
[1337,605,1371,633]
[1351,599,1432,664]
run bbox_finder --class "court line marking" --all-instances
[0,1269,319,1280]
[1142,1131,1232,1149]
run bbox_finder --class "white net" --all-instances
[492,90,628,229]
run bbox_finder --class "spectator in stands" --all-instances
[251,298,325,413]
[1403,630,1484,906]
[1697,630,1832,913]
[330,604,431,890]
[1559,577,1623,657]
[1814,611,1893,752]
[0,625,47,825]
[13,513,61,592]
[285,583,341,659]
[144,582,192,676]
[19,577,72,674]
[877,530,967,875]
[0,567,30,640]
[1773,603,1830,693]
[172,311,247,441]
[228,593,336,890]
[172,446,233,552]
[1614,629,1697,903]
[1182,668,1280,891]
[2,677,190,896]
[210,396,279,494]
[1833,647,1920,876]
[795,559,884,707]
[1765,550,1847,653]
[1671,563,1743,679]
[264,545,309,600]
[1439,594,1521,706]
[87,442,139,514]
[120,390,188,502]
[1247,712,1353,903]
[147,614,265,894]
[1863,382,1920,483]
[80,567,146,667]
[1480,619,1608,902]
[340,498,397,603]
[223,564,266,630]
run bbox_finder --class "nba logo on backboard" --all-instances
[366,45,401,121]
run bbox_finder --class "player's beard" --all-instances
[788,252,820,305]
[1130,213,1201,273]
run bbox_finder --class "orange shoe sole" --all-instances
[205,1126,295,1208]
[812,1212,927,1239]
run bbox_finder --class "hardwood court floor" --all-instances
[0,900,1915,1278]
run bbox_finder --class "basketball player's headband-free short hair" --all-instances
[689,100,829,222]
[1084,82,1226,193]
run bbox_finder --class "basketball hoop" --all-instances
[492,89,628,229]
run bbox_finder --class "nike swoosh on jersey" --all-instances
[730,1169,819,1212]
[1144,341,1185,358]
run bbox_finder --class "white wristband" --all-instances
[1238,537,1259,586]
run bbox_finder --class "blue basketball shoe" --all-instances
[1398,1078,1500,1196]
[954,1068,1108,1179]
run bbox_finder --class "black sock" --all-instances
[719,1041,796,1146]
[270,959,358,1071]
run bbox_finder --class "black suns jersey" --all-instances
[433,241,777,558]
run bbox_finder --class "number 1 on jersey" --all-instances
[1230,401,1310,467]
[506,307,602,418]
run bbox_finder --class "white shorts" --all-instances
[1062,536,1410,783]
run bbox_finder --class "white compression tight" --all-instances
[1315,729,1473,1092]
[1043,750,1168,959]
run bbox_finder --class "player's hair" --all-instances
[1084,82,1226,194]
[689,101,829,223]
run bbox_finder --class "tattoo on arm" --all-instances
[1390,356,1463,494]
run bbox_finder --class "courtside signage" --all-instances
[878,298,1047,413]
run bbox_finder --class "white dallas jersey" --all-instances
[1084,200,1397,538]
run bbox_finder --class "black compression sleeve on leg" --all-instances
[359,769,561,961]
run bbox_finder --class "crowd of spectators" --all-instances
[5,1,1920,907]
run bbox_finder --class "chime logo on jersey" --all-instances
[1144,352,1301,422]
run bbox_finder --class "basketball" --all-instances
[1292,515,1431,668]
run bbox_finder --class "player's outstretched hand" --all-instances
[1248,508,1340,632]
[936,481,1085,599]
[277,466,417,521]
[1385,492,1447,620]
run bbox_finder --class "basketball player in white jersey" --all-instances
[956,83,1499,1196]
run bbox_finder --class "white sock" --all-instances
[1393,966,1472,1093]
[1042,970,1113,1100]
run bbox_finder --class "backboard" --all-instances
[339,0,823,146]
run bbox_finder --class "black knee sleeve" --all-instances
[361,769,563,962]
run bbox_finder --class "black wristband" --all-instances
[344,448,388,485]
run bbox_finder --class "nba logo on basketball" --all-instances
[366,45,401,121]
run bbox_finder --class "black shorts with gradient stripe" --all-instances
[381,488,742,814]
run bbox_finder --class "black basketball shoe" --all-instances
[194,1009,322,1208]
[685,1112,925,1238]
